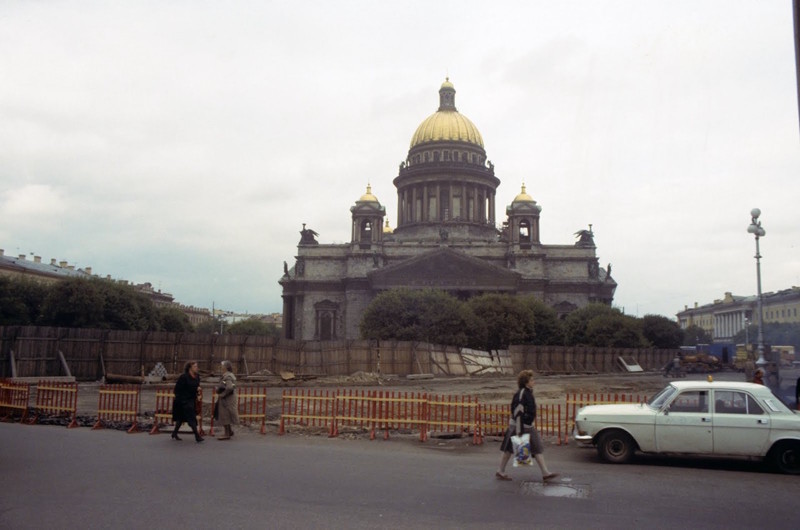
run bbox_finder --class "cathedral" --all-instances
[280,79,616,340]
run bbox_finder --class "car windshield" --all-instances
[647,385,677,409]
[763,397,794,414]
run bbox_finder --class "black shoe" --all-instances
[171,433,182,441]
[195,435,204,443]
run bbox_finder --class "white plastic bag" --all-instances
[511,432,533,467]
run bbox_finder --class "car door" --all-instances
[711,390,770,456]
[655,390,713,453]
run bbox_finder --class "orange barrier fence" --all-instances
[279,388,336,436]
[210,386,268,436]
[93,384,140,433]
[426,394,479,444]
[0,380,30,423]
[478,403,567,445]
[369,391,428,442]
[30,381,78,428]
[281,389,481,443]
[150,387,205,435]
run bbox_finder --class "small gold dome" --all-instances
[359,184,379,203]
[382,219,393,233]
[409,79,484,149]
[513,184,534,203]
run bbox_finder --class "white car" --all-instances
[573,381,800,474]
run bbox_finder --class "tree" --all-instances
[641,314,684,349]
[227,317,280,338]
[94,280,158,330]
[0,276,48,325]
[39,278,105,328]
[584,313,647,348]
[563,303,621,346]
[360,289,480,346]
[466,294,535,350]
[682,324,712,346]
[521,296,564,345]
[155,306,195,332]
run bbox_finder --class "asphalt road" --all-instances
[1,422,799,529]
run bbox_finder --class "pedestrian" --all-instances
[216,360,239,440]
[496,369,558,482]
[172,361,204,442]
[753,368,765,385]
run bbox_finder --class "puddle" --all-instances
[519,480,590,499]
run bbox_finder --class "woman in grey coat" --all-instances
[216,360,239,440]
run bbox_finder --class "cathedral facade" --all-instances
[280,79,616,341]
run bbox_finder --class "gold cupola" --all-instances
[409,78,484,149]
[358,184,379,203]
[513,183,534,203]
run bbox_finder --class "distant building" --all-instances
[676,288,800,342]
[279,79,617,341]
[0,248,211,324]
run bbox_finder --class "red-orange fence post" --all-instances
[30,381,78,428]
[93,384,140,433]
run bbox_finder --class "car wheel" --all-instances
[770,441,800,474]
[597,430,635,464]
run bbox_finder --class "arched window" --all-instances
[519,220,531,242]
[360,219,372,242]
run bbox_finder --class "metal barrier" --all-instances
[279,388,336,436]
[0,380,30,423]
[209,386,268,436]
[30,381,78,428]
[93,384,140,433]
[369,391,428,442]
[149,387,205,435]
[425,394,480,444]
[237,386,268,434]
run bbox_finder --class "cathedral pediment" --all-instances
[368,247,520,290]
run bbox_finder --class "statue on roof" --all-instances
[299,223,319,245]
[574,225,595,248]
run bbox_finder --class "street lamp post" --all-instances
[747,208,767,367]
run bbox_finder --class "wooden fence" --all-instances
[1,326,678,380]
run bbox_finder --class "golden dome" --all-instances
[382,220,393,233]
[409,79,484,149]
[513,184,534,203]
[359,184,379,203]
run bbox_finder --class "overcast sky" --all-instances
[1,1,798,318]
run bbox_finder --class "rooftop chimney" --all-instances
[19,254,26,260]
[51,258,57,266]
[0,249,4,256]
[59,261,67,268]
[85,266,92,275]
[694,302,698,308]
[34,256,42,263]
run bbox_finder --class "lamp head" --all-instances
[750,208,761,219]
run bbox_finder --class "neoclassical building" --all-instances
[280,79,616,340]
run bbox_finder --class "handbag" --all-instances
[511,432,533,467]
[213,401,219,420]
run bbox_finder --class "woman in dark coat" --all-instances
[496,369,557,481]
[172,361,203,442]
